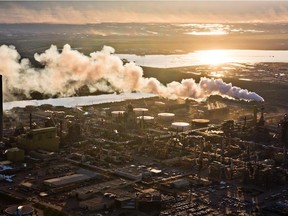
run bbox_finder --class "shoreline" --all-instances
[117,50,288,68]
[3,93,156,111]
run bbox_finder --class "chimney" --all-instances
[253,105,257,125]
[29,113,32,130]
[0,75,3,140]
[59,120,63,143]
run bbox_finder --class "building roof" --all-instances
[44,173,90,187]
[20,182,34,188]
[77,168,98,178]
[71,179,130,196]
[79,196,114,207]
[114,165,149,180]
[30,127,56,134]
[105,188,135,199]
[6,147,23,153]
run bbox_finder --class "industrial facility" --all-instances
[0,74,288,216]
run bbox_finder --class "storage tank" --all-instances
[155,101,165,106]
[192,119,210,128]
[4,205,34,216]
[133,108,148,116]
[137,116,154,123]
[158,113,175,121]
[111,111,125,118]
[171,122,190,131]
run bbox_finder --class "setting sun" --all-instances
[197,50,235,65]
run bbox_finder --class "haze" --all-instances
[0,1,287,24]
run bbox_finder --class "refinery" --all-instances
[0,74,288,216]
[1,2,288,215]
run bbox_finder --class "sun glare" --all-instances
[186,30,228,36]
[197,50,234,65]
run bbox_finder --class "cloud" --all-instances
[0,1,287,24]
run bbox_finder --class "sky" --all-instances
[0,1,287,24]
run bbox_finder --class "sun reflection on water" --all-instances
[185,30,228,35]
[197,50,236,65]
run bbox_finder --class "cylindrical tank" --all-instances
[155,101,166,107]
[137,116,154,123]
[158,113,175,121]
[192,119,210,127]
[111,111,125,118]
[171,122,190,131]
[133,108,148,116]
[4,205,34,216]
[111,110,125,121]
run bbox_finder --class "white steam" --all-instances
[0,44,264,102]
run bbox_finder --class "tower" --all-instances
[257,106,265,126]
[253,105,258,125]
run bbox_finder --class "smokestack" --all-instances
[257,106,265,126]
[253,105,258,125]
[0,75,3,140]
[29,113,32,130]
[59,120,63,143]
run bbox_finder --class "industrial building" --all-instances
[44,169,98,188]
[44,173,91,188]
[17,127,60,152]
[70,179,131,200]
[79,196,114,211]
[5,147,25,162]
[114,166,149,180]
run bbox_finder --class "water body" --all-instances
[3,93,155,110]
[117,50,288,68]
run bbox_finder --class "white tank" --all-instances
[158,113,175,121]
[137,115,155,122]
[5,205,34,216]
[133,108,148,116]
[155,101,166,106]
[172,122,190,131]
[111,111,125,118]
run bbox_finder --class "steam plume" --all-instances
[0,44,264,102]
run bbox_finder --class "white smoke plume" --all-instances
[0,44,264,102]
